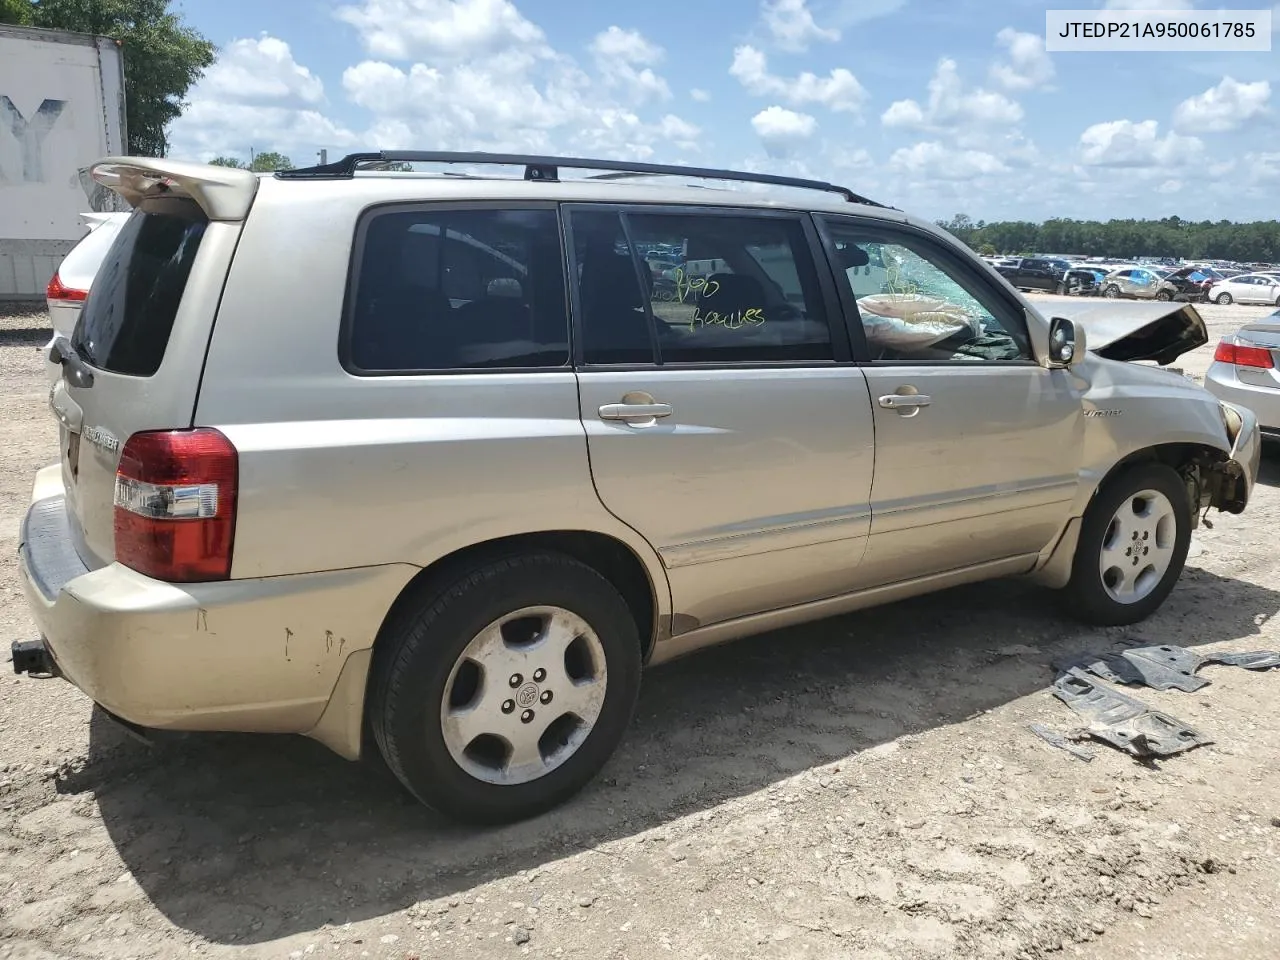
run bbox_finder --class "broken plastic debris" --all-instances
[1027,722,1095,762]
[1055,643,1280,694]
[1050,669,1212,759]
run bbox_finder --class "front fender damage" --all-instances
[1181,454,1248,525]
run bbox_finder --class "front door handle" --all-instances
[599,402,673,422]
[878,394,932,410]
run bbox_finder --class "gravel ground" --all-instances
[3,298,1280,960]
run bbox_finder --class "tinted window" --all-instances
[569,209,832,365]
[347,208,569,372]
[823,220,1032,363]
[71,199,207,377]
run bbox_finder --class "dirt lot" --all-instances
[2,297,1280,960]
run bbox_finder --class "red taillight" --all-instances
[1214,339,1274,369]
[46,272,87,303]
[113,428,238,582]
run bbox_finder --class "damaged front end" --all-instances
[1177,401,1258,523]
[1209,401,1258,514]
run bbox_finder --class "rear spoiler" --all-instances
[90,157,259,222]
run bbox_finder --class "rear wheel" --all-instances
[369,553,642,824]
[1104,285,1120,299]
[1064,463,1191,626]
[1216,292,1233,305]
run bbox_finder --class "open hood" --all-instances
[1044,300,1208,366]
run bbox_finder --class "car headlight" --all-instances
[1219,400,1244,444]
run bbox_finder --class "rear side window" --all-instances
[345,207,569,372]
[72,199,208,377]
[568,208,832,365]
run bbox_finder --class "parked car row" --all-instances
[981,255,1280,307]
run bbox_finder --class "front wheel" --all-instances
[1104,285,1121,299]
[368,553,642,824]
[1155,289,1172,302]
[1216,292,1233,305]
[1063,463,1192,626]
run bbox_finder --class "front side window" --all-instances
[823,219,1032,363]
[346,207,569,372]
[568,208,833,365]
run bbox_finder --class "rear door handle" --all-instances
[599,402,673,421]
[878,394,932,410]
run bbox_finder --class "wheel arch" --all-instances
[308,529,666,763]
[373,530,662,667]
[1030,441,1228,590]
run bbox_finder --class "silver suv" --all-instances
[15,152,1260,824]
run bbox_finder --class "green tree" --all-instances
[21,0,215,157]
[248,151,294,172]
[0,0,33,24]
[208,156,246,168]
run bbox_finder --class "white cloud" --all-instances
[730,45,868,114]
[751,106,817,157]
[1247,151,1280,181]
[658,114,701,145]
[882,58,1023,131]
[690,87,711,102]
[989,28,1054,91]
[340,37,701,162]
[761,0,839,52]
[1156,179,1184,194]
[195,36,325,106]
[889,141,1009,180]
[1104,0,1193,8]
[589,27,671,102]
[169,103,359,163]
[1172,77,1271,133]
[334,0,550,61]
[167,36,353,161]
[1078,119,1205,168]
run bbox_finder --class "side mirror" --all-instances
[1047,316,1085,368]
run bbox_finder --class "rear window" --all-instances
[71,199,208,377]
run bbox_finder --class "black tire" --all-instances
[1063,463,1192,627]
[1155,289,1172,302]
[1055,282,1066,296]
[1216,292,1233,305]
[1104,285,1120,299]
[368,553,642,824]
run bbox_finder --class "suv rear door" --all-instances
[566,204,876,629]
[48,167,252,569]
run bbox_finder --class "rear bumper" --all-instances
[16,468,416,744]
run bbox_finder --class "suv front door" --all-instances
[817,215,1084,586]
[566,205,876,629]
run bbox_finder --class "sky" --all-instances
[166,0,1280,223]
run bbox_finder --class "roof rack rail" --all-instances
[275,150,887,207]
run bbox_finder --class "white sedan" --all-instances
[1208,273,1280,306]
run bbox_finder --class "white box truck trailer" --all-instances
[0,23,127,300]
